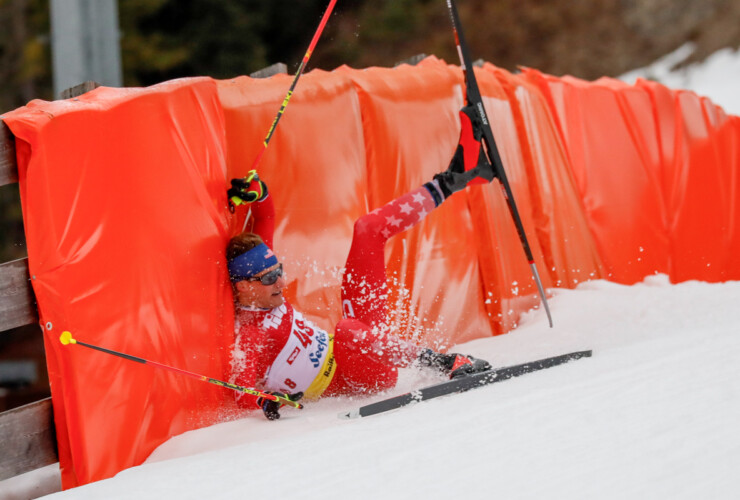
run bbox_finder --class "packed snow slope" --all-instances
[36,275,740,499]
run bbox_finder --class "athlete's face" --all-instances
[234,263,286,309]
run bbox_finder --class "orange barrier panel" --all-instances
[457,64,554,334]
[638,79,733,282]
[523,69,671,284]
[723,115,740,278]
[338,57,496,344]
[3,78,234,488]
[530,71,740,284]
[670,91,733,282]
[487,65,604,289]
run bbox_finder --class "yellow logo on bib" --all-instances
[303,335,336,400]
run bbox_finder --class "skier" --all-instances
[228,106,495,420]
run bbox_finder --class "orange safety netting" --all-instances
[2,56,738,488]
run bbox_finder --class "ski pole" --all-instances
[249,0,338,172]
[58,331,303,409]
[446,0,553,327]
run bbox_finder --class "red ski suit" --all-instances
[232,186,438,405]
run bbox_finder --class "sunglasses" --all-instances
[245,264,284,286]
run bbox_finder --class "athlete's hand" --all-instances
[257,391,303,421]
[228,170,268,207]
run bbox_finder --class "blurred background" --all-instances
[3,0,740,117]
[1,0,740,411]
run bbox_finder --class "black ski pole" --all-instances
[446,0,553,327]
[248,0,339,172]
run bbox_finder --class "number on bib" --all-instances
[293,319,315,348]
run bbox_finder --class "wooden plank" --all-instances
[0,398,57,481]
[394,53,428,67]
[0,119,17,187]
[0,258,38,332]
[250,62,288,79]
[59,80,101,100]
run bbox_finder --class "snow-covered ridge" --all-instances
[620,42,740,116]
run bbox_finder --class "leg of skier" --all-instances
[327,186,438,395]
[339,103,496,331]
[327,109,495,395]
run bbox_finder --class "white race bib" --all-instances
[263,311,333,395]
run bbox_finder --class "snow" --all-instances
[1,465,61,500]
[620,42,740,116]
[27,275,740,499]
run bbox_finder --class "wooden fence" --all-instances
[0,115,54,484]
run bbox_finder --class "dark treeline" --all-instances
[3,0,740,112]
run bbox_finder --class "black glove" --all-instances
[256,391,303,421]
[228,170,268,207]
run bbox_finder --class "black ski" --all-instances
[338,350,592,419]
[446,0,553,327]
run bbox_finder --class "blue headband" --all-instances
[228,243,278,282]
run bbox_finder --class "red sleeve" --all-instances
[250,194,275,249]
[233,323,266,410]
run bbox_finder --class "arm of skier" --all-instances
[249,185,275,249]
[233,323,302,419]
[232,324,262,410]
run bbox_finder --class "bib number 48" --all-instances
[293,319,315,348]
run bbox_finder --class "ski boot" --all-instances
[418,348,492,379]
[434,104,496,198]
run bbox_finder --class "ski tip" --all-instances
[59,331,76,345]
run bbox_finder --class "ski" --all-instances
[338,350,592,419]
[445,0,553,327]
